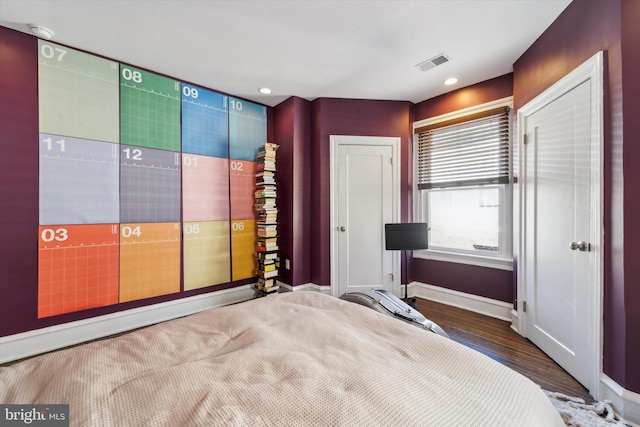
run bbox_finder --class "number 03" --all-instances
[41,228,68,242]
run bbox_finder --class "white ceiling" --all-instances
[0,0,571,107]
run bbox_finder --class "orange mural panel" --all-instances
[231,218,257,281]
[38,224,119,318]
[119,222,181,303]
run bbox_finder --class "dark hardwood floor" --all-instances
[414,297,593,402]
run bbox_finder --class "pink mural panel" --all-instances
[182,154,230,221]
[230,159,258,220]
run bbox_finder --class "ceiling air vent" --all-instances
[415,53,451,72]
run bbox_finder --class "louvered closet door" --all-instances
[523,76,597,391]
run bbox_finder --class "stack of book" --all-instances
[255,142,279,296]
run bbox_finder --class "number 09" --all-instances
[182,86,199,99]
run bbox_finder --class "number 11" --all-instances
[43,137,66,152]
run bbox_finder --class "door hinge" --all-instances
[522,301,527,312]
[523,134,528,145]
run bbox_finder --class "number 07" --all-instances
[40,44,67,61]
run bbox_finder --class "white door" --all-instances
[519,52,602,393]
[330,136,400,297]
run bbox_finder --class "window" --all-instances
[414,100,512,270]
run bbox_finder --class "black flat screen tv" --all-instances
[384,223,428,251]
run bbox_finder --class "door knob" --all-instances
[339,226,346,232]
[569,241,590,252]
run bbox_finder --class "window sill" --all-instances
[413,249,513,271]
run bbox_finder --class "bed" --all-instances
[0,292,563,426]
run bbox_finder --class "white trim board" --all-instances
[329,135,401,298]
[411,282,513,321]
[601,375,640,426]
[0,285,254,364]
[516,51,604,397]
[277,282,331,294]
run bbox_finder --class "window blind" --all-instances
[416,107,510,190]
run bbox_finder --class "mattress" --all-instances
[0,291,563,426]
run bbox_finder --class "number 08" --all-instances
[122,68,143,83]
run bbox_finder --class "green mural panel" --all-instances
[38,40,119,143]
[120,65,181,151]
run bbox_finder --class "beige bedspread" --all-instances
[0,292,563,426]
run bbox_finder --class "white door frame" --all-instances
[516,51,604,396]
[329,135,401,297]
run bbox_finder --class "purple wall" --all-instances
[411,74,515,303]
[513,0,639,393]
[0,28,39,333]
[309,98,413,286]
[414,74,514,120]
[273,97,312,286]
[620,0,640,392]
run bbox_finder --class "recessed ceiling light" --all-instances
[443,77,458,86]
[258,87,272,95]
[28,24,54,40]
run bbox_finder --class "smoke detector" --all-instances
[28,24,54,40]
[415,53,451,72]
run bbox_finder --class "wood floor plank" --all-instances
[414,297,593,402]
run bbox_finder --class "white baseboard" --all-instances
[600,374,640,426]
[0,285,255,364]
[411,282,513,322]
[510,309,520,334]
[278,281,331,294]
